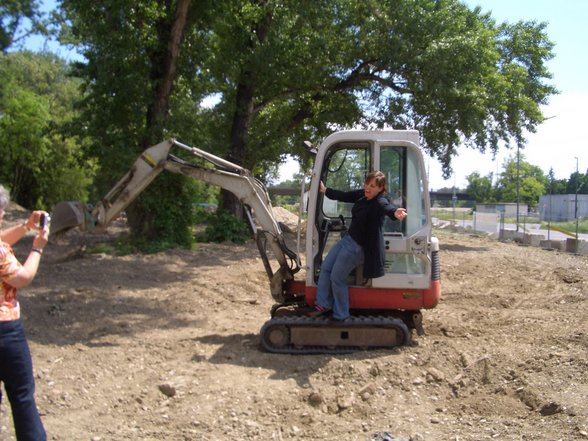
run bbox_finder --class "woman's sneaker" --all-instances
[306,304,331,318]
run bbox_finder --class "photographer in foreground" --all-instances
[0,184,49,441]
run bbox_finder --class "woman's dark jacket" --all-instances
[325,188,399,279]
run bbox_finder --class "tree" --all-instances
[566,169,588,196]
[204,0,557,214]
[465,172,494,203]
[0,51,94,209]
[581,170,588,195]
[58,0,212,249]
[547,168,567,195]
[202,0,357,215]
[494,154,547,206]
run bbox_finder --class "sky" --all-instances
[22,1,588,190]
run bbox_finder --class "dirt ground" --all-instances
[1,203,587,441]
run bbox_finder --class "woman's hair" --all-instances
[364,171,387,193]
[0,184,9,210]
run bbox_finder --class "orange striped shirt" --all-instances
[0,241,21,321]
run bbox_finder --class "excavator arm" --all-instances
[51,139,299,302]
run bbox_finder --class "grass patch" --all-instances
[540,219,588,235]
[86,233,136,256]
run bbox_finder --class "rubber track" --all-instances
[259,315,411,355]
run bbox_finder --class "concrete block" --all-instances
[500,229,524,242]
[566,239,588,254]
[539,240,564,250]
[523,233,545,246]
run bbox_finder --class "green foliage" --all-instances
[271,195,298,210]
[462,159,588,207]
[466,172,495,203]
[195,210,250,244]
[194,0,558,191]
[546,168,568,195]
[58,0,215,249]
[463,154,548,207]
[566,169,588,195]
[126,173,198,252]
[432,209,473,222]
[0,51,94,210]
[495,154,547,206]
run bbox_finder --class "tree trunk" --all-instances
[220,79,255,217]
[128,0,192,239]
[220,3,272,217]
[146,0,191,141]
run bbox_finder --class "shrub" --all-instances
[195,210,250,244]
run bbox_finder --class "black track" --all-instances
[259,315,412,354]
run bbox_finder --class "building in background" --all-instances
[477,203,528,218]
[539,194,588,222]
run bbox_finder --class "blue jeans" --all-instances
[316,234,364,320]
[0,320,46,441]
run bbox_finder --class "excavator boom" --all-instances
[51,139,299,302]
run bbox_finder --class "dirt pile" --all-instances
[1,207,587,440]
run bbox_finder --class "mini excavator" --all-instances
[51,130,441,354]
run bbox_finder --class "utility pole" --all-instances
[548,172,553,241]
[516,143,520,232]
[575,157,579,241]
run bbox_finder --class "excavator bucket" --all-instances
[50,201,89,235]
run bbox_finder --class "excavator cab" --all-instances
[261,131,440,353]
[305,130,439,308]
[307,131,437,288]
